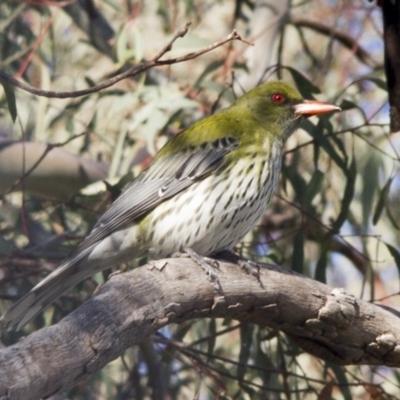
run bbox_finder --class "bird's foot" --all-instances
[179,248,220,282]
[213,250,264,288]
[108,269,122,279]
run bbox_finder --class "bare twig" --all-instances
[3,132,87,196]
[290,17,380,68]
[0,24,252,99]
[153,22,192,61]
[156,29,254,65]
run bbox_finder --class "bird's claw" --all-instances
[213,250,264,288]
[183,248,220,282]
[238,259,260,278]
[204,257,220,269]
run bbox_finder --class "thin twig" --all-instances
[15,8,60,78]
[3,132,87,195]
[155,29,254,66]
[290,17,380,68]
[153,22,192,61]
[0,24,252,99]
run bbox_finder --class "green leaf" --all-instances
[66,115,75,134]
[385,242,400,277]
[315,247,328,283]
[0,233,12,255]
[312,137,320,169]
[237,325,257,398]
[0,77,17,123]
[327,363,352,400]
[330,130,347,161]
[331,156,356,234]
[385,204,400,230]
[373,176,393,225]
[237,324,253,382]
[291,230,304,273]
[304,169,324,206]
[115,25,129,64]
[361,152,381,230]
[206,318,217,361]
[285,67,321,97]
[302,119,347,172]
[339,99,358,111]
[363,76,387,91]
[254,334,273,382]
[84,76,96,87]
[133,26,144,62]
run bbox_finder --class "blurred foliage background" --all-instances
[1,0,400,399]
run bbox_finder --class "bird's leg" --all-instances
[176,248,220,282]
[213,250,263,287]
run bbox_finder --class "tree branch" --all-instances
[1,258,400,400]
[290,17,380,68]
[0,24,253,99]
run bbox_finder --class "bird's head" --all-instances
[236,81,340,141]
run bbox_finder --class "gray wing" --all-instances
[71,139,239,255]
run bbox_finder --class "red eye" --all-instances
[272,93,285,104]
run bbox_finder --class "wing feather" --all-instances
[71,140,238,254]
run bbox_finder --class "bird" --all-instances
[1,81,340,331]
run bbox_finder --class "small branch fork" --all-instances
[0,22,253,99]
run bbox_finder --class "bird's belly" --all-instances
[144,156,281,257]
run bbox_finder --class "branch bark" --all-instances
[1,258,400,400]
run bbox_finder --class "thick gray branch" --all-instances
[1,258,400,400]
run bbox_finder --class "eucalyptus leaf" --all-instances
[331,156,356,234]
[0,77,17,122]
[339,99,358,111]
[361,152,381,230]
[285,66,321,97]
[327,363,352,400]
[206,318,217,362]
[302,119,347,172]
[373,176,393,225]
[237,324,253,382]
[0,233,12,255]
[304,169,324,206]
[292,230,304,273]
[385,242,400,277]
[385,203,400,230]
[315,247,328,283]
[364,76,387,91]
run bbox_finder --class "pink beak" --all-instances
[294,99,341,118]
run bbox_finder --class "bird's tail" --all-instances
[1,245,98,331]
